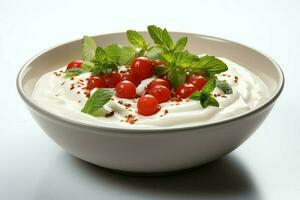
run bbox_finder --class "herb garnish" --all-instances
[81,88,114,115]
[216,80,233,94]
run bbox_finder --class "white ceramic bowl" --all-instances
[17,32,284,174]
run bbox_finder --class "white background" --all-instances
[1,0,299,199]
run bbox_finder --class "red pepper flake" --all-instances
[234,80,238,83]
[118,100,124,105]
[79,79,84,82]
[105,111,115,118]
[125,114,137,124]
[60,81,65,86]
[234,76,239,80]
[55,93,60,96]
[78,100,81,103]
[124,103,131,108]
[77,91,80,94]
[221,95,227,98]
[227,75,231,77]
[84,90,90,98]
[222,74,227,76]
[70,85,75,90]
[160,109,169,117]
[217,93,221,97]
[59,70,64,73]
[70,77,74,80]
[53,72,61,77]
[213,94,218,97]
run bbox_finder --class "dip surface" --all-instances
[31,57,269,129]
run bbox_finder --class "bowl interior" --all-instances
[18,32,284,127]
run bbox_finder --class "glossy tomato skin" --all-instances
[115,81,136,99]
[148,78,171,90]
[86,76,106,90]
[121,72,141,86]
[151,59,165,67]
[137,94,160,116]
[131,57,154,80]
[66,60,83,70]
[175,83,197,99]
[103,71,121,88]
[148,85,171,103]
[187,75,208,90]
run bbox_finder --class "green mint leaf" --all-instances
[174,51,199,67]
[208,96,219,107]
[216,80,233,94]
[64,68,86,78]
[190,55,228,75]
[127,30,147,49]
[81,88,114,115]
[174,37,187,52]
[162,28,174,49]
[82,36,97,61]
[94,47,107,64]
[92,64,117,75]
[158,53,175,65]
[147,25,165,46]
[167,66,186,88]
[106,44,135,65]
[145,46,163,59]
[189,91,201,100]
[154,66,168,76]
[82,61,94,72]
[202,78,216,93]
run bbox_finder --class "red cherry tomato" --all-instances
[121,72,141,86]
[187,75,208,90]
[131,57,154,80]
[151,59,165,67]
[148,78,171,90]
[115,81,136,99]
[137,94,160,116]
[86,76,106,90]
[148,85,171,103]
[103,71,121,88]
[66,60,83,70]
[175,83,197,99]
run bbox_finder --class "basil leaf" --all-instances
[175,51,199,67]
[174,37,187,52]
[106,44,135,65]
[154,66,168,76]
[216,80,233,94]
[82,61,94,72]
[202,78,216,93]
[127,30,147,49]
[162,28,174,49]
[64,68,86,78]
[92,64,117,75]
[81,88,114,115]
[95,47,107,64]
[145,46,163,59]
[147,25,165,46]
[159,53,175,65]
[167,66,186,88]
[82,36,97,61]
[190,55,228,75]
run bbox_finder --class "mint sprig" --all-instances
[126,30,148,49]
[64,68,86,78]
[81,88,114,115]
[82,36,97,61]
[216,80,233,94]
[189,79,219,108]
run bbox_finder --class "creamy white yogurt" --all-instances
[31,57,269,129]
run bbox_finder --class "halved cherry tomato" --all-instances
[148,85,171,103]
[86,76,106,90]
[137,94,160,116]
[115,81,136,99]
[148,78,171,90]
[131,57,154,80]
[175,83,197,99]
[103,71,121,88]
[187,75,208,90]
[66,60,83,70]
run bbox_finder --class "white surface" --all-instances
[0,0,299,199]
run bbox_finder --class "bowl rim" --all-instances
[16,31,285,133]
